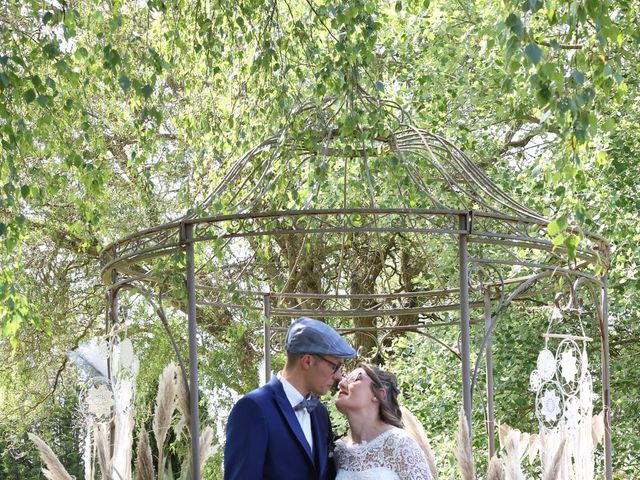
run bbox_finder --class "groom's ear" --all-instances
[300,353,314,370]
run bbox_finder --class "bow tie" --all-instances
[294,395,320,413]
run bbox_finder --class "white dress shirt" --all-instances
[278,374,314,451]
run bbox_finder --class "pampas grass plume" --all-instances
[135,429,155,480]
[454,408,475,480]
[504,429,525,480]
[400,406,438,479]
[487,454,504,480]
[153,362,178,476]
[592,411,605,448]
[528,434,540,465]
[199,426,215,473]
[27,433,74,480]
[498,423,509,452]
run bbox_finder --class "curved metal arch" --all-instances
[99,90,613,479]
[470,269,605,393]
[265,317,463,364]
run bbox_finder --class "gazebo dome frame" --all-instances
[100,92,612,479]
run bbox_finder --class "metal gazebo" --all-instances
[100,91,612,478]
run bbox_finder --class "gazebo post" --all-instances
[459,213,472,432]
[484,288,496,459]
[106,278,119,453]
[105,275,118,381]
[263,294,272,383]
[601,275,612,480]
[183,222,201,480]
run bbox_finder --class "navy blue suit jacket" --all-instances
[224,376,336,480]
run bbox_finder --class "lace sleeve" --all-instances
[386,430,433,480]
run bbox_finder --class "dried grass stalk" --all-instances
[487,454,504,480]
[400,406,438,479]
[454,408,475,480]
[27,433,74,480]
[153,362,177,477]
[135,429,155,480]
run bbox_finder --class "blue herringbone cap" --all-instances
[284,317,356,358]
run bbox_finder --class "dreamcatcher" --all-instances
[70,334,140,480]
[528,294,598,480]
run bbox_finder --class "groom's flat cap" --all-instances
[284,317,356,358]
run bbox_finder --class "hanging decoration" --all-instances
[70,334,140,480]
[528,301,598,480]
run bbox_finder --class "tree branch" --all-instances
[538,40,584,50]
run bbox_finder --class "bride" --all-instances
[333,364,434,480]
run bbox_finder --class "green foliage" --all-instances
[0,385,85,479]
[387,329,464,476]
[0,0,638,475]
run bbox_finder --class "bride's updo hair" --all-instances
[360,364,403,428]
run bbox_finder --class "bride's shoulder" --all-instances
[385,426,412,440]
[383,427,422,449]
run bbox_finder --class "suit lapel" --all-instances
[269,377,315,463]
[310,410,326,470]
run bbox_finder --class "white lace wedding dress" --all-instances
[333,427,433,480]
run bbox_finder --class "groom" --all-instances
[224,317,356,480]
